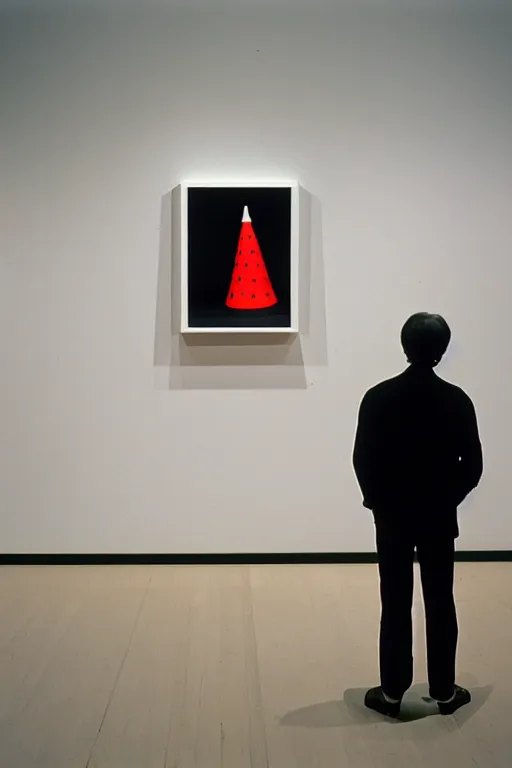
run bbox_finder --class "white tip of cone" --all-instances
[242,205,251,222]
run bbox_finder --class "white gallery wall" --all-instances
[1,0,511,553]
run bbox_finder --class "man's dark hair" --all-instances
[401,312,451,368]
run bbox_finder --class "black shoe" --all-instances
[364,686,401,718]
[437,685,471,715]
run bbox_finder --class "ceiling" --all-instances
[1,0,510,10]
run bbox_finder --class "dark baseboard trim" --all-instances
[0,551,511,566]
[455,550,512,562]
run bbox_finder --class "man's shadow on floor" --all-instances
[280,679,493,729]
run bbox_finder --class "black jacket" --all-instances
[353,365,483,537]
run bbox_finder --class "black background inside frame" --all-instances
[187,187,292,328]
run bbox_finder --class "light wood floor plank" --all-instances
[86,567,183,768]
[0,566,150,768]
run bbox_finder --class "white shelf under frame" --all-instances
[179,179,300,334]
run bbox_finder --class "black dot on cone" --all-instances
[238,276,242,282]
[252,278,256,283]
[251,294,256,299]
[245,263,248,267]
[230,293,234,299]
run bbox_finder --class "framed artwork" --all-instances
[178,180,299,333]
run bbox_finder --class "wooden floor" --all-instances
[0,563,508,767]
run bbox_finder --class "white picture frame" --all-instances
[177,179,300,334]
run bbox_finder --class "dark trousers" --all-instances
[375,520,458,702]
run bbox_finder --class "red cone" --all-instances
[226,206,278,310]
